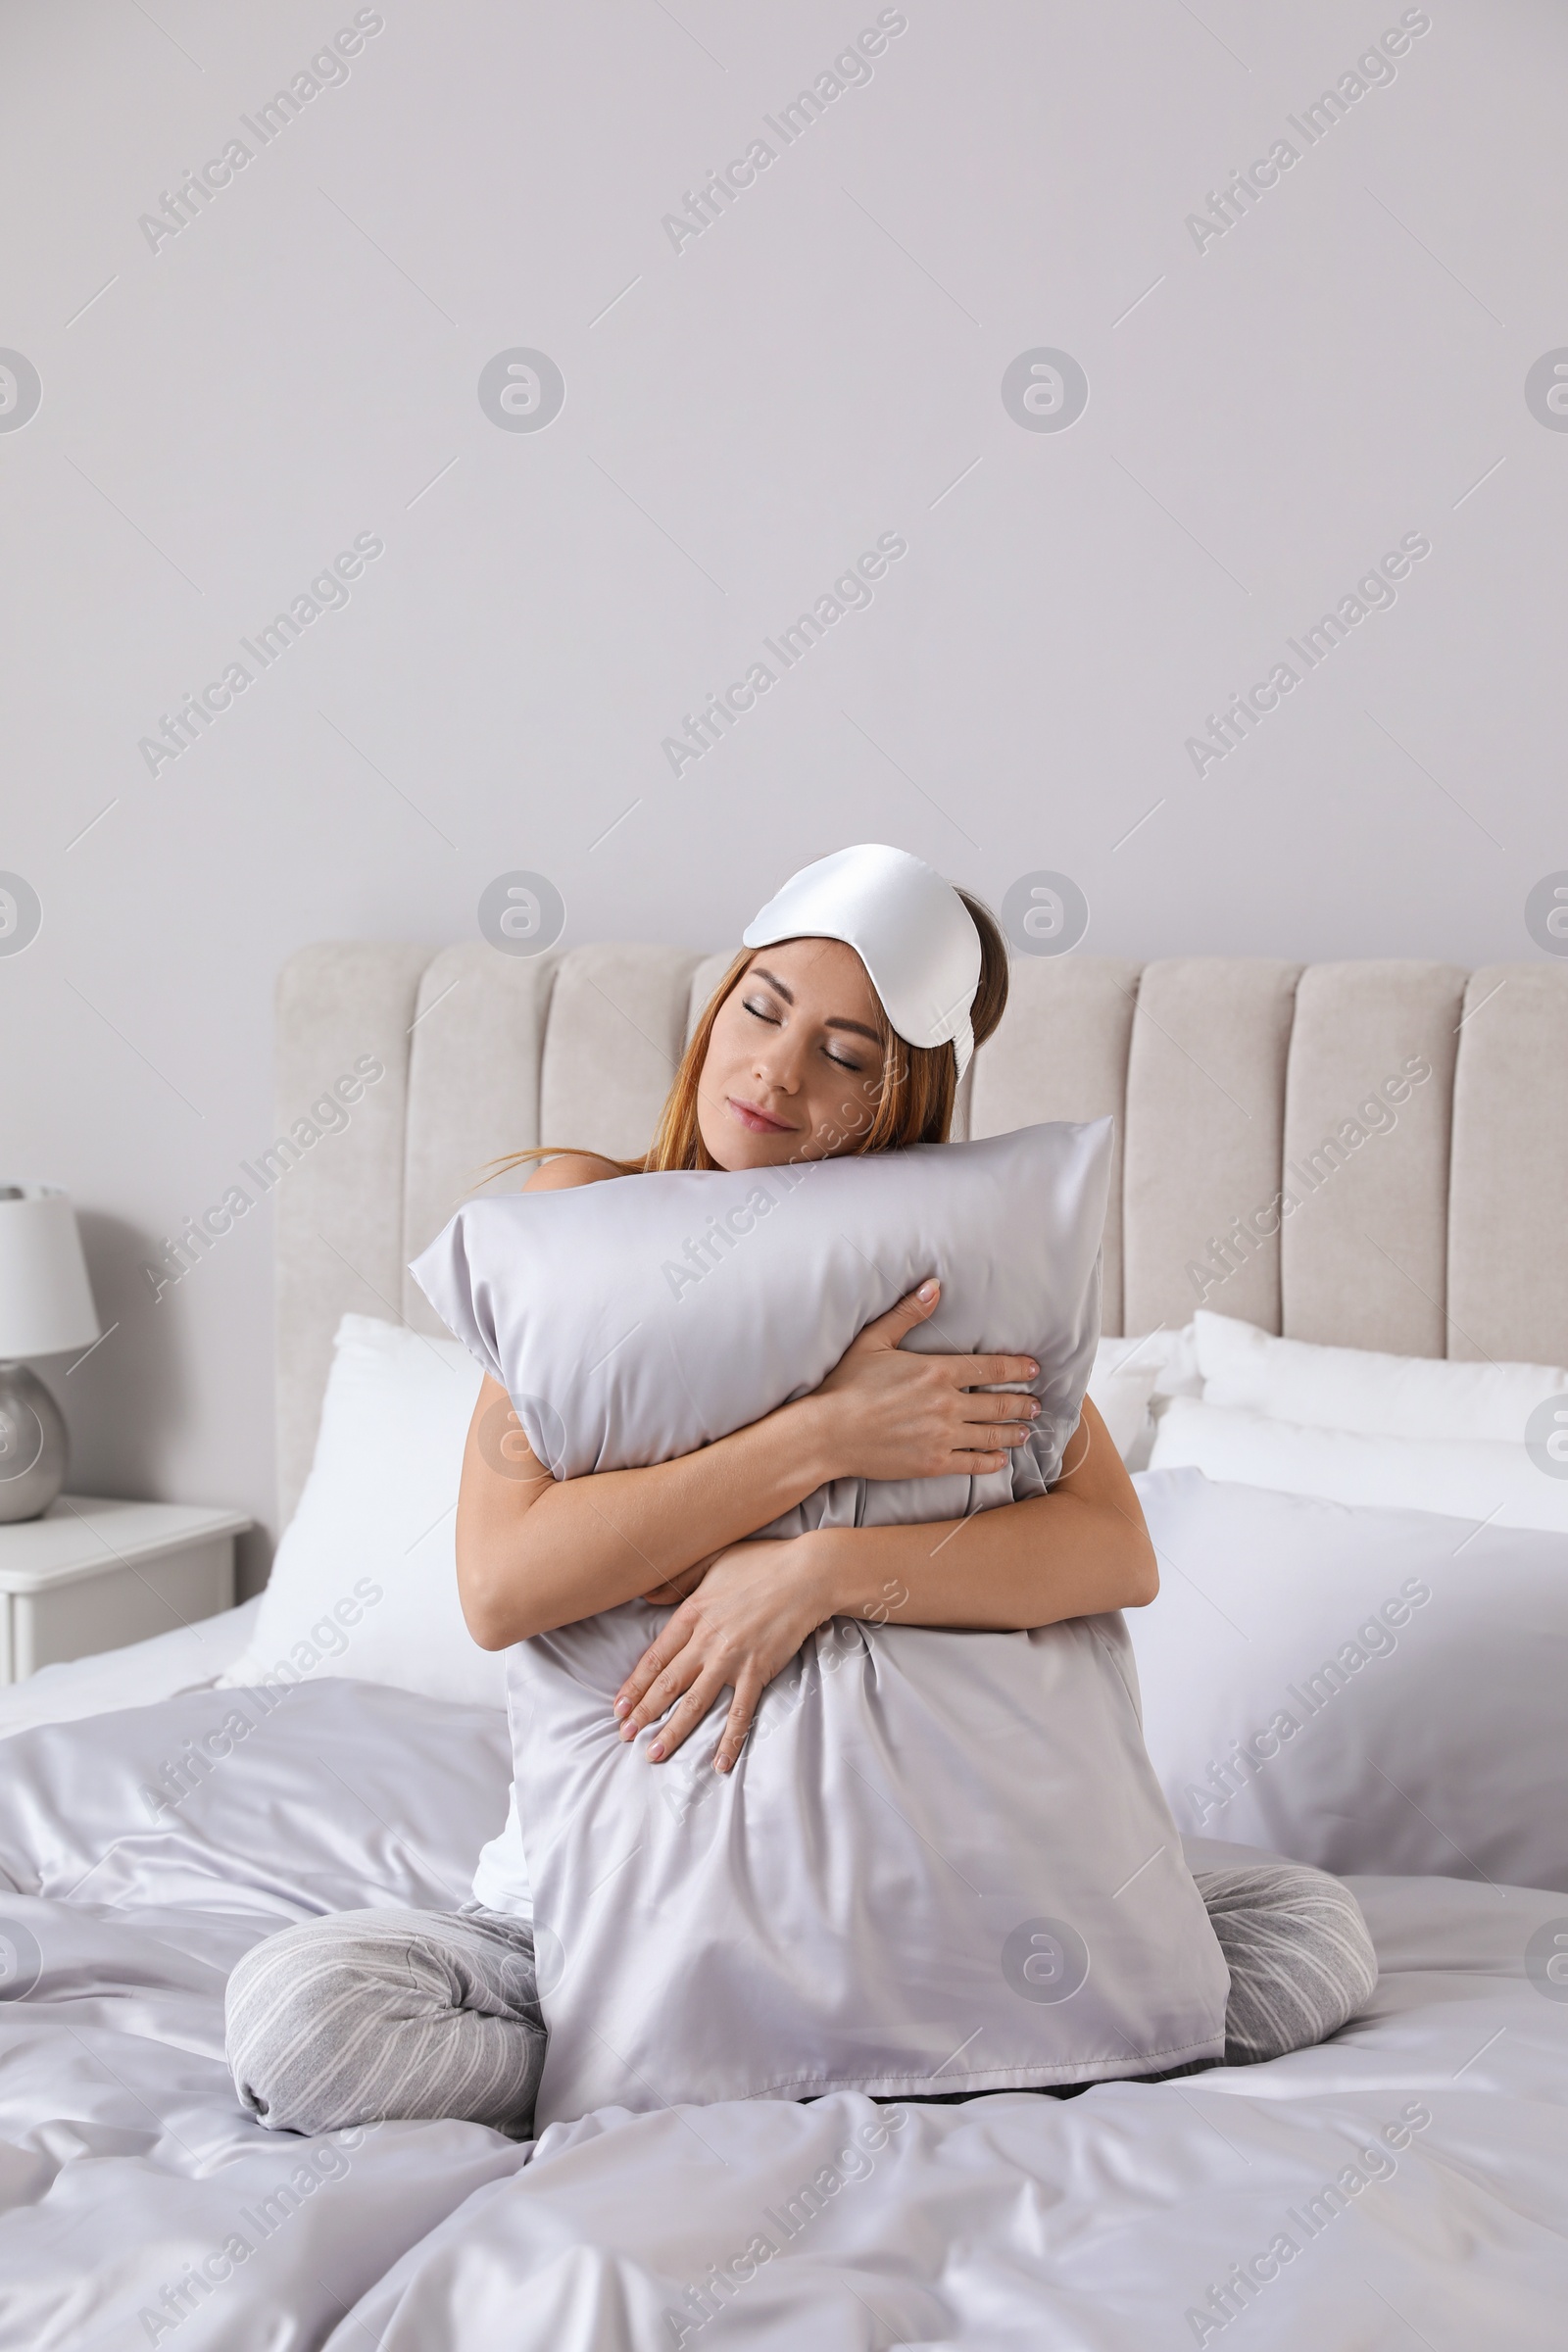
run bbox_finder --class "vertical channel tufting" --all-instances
[685,952,737,1048]
[1279,961,1465,1354]
[968,958,1142,1334]
[538,945,705,1163]
[273,941,436,1527]
[275,946,1566,1544]
[1447,964,1568,1366]
[1121,960,1301,1338]
[400,945,564,1333]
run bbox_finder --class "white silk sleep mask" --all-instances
[742,843,983,1077]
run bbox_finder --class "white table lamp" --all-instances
[0,1184,100,1523]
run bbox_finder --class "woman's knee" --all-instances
[1195,1859,1378,2064]
[225,1908,545,2136]
[225,1910,431,2133]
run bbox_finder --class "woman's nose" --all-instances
[752,1045,802,1094]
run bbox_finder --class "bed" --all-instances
[3,946,1565,2349]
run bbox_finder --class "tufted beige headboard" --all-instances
[273,945,1568,1526]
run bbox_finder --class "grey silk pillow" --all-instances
[411,1119,1114,1535]
[514,1604,1230,2123]
[413,1119,1233,2117]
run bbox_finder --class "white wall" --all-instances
[2,0,1564,1590]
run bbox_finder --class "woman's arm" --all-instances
[809,1392,1157,1632]
[458,1364,845,1645]
[612,1396,1157,1768]
[455,1152,1042,1648]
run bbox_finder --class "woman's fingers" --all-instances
[613,1648,665,1719]
[647,1664,726,1762]
[615,1623,698,1732]
[847,1278,942,1355]
[609,1537,825,1769]
[964,1392,1040,1423]
[958,1380,1041,1455]
[957,1354,1040,1387]
[962,1411,1039,1446]
[713,1666,764,1775]
[621,1658,699,1739]
[624,1648,762,1765]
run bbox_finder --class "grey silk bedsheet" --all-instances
[0,1678,1565,2350]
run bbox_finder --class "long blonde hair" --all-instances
[487,889,1009,1184]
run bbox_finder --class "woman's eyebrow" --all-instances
[750,968,880,1045]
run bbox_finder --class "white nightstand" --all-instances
[0,1497,251,1682]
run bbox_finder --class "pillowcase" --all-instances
[1090,1327,1201,1466]
[1129,1468,1568,1890]
[1109,1323,1203,1401]
[412,1120,1113,1537]
[1147,1395,1568,1535]
[515,1601,1230,2126]
[1193,1309,1568,1443]
[1087,1345,1160,1463]
[222,1315,506,1710]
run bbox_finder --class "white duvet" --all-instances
[1,1671,1565,2349]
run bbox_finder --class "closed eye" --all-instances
[744,996,866,1073]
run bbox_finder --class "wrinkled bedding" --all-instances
[1,1679,1564,2350]
[0,1601,261,1744]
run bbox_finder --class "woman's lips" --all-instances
[727,1096,796,1135]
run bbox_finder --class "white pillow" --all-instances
[1148,1395,1568,1535]
[222,1316,504,1709]
[1195,1309,1568,1443]
[1090,1327,1201,1467]
[1130,1468,1568,1890]
[518,1600,1230,2127]
[1087,1347,1159,1463]
[1108,1323,1202,1401]
[412,1121,1112,1536]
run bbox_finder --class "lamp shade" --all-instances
[0,1185,100,1357]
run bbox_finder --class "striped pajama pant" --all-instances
[224,1861,1378,2137]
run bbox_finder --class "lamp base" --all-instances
[0,1362,68,1523]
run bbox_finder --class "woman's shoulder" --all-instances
[522,1151,627,1194]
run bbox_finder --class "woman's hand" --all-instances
[808,1279,1042,1484]
[613,1537,833,1773]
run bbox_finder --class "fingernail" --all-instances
[613,1697,629,1716]
[649,1743,664,1762]
[1026,1361,1039,1376]
[917,1280,938,1300]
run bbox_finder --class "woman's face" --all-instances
[696,938,890,1171]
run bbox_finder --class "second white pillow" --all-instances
[1148,1396,1568,1536]
[222,1315,504,1710]
[1194,1309,1567,1444]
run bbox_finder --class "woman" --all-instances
[227,846,1375,2137]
